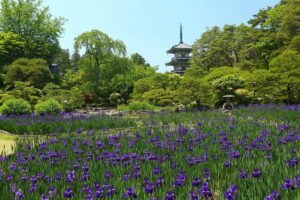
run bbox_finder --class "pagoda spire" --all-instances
[180,24,183,43]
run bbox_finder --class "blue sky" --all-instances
[44,0,280,72]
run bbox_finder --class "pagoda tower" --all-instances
[166,24,192,75]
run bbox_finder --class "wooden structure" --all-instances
[166,24,192,75]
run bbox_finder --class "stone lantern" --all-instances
[222,95,235,111]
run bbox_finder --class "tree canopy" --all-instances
[0,0,65,63]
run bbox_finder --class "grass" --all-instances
[0,113,136,135]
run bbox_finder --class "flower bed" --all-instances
[0,105,299,199]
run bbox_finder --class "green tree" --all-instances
[269,49,300,103]
[248,7,272,28]
[4,81,42,105]
[178,77,215,108]
[71,49,81,70]
[74,29,126,96]
[184,66,207,78]
[246,69,278,103]
[281,0,300,39]
[130,53,150,67]
[4,58,53,88]
[190,26,223,70]
[53,48,72,74]
[0,0,65,62]
[0,32,24,68]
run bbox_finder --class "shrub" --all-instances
[0,93,16,105]
[45,88,84,111]
[0,98,32,115]
[34,99,63,115]
[118,102,158,111]
[109,92,122,106]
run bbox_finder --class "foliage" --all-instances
[281,0,300,42]
[109,92,122,105]
[74,29,126,96]
[44,87,84,111]
[0,0,299,108]
[178,77,215,108]
[0,32,24,68]
[269,49,300,103]
[118,101,158,111]
[2,81,42,105]
[0,112,136,135]
[34,99,63,115]
[0,98,31,115]
[213,75,244,94]
[0,106,299,199]
[53,48,72,74]
[0,0,65,62]
[4,58,53,88]
[130,53,150,66]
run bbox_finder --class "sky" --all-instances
[44,0,280,72]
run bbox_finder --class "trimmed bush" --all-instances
[0,98,32,115]
[118,102,158,111]
[34,99,63,115]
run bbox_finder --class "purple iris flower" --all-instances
[164,190,176,200]
[144,181,155,194]
[14,189,24,200]
[66,170,76,183]
[264,190,280,200]
[63,188,74,198]
[95,187,103,198]
[287,157,298,167]
[188,191,198,200]
[200,182,212,198]
[224,184,237,200]
[252,168,261,178]
[281,179,295,190]
[230,151,240,159]
[41,193,49,200]
[153,166,161,175]
[192,177,202,187]
[156,176,164,187]
[124,187,137,198]
[224,160,231,168]
[106,186,116,197]
[239,169,248,179]
[295,175,300,187]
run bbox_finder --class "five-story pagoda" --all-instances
[166,24,192,75]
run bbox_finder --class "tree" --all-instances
[213,75,244,96]
[53,48,72,74]
[0,0,65,62]
[190,26,223,70]
[130,53,150,67]
[178,77,215,107]
[191,25,252,70]
[3,81,42,105]
[74,29,126,96]
[269,49,300,103]
[4,58,53,88]
[184,66,207,78]
[71,49,81,70]
[246,69,278,103]
[281,0,300,39]
[0,32,24,68]
[248,7,272,28]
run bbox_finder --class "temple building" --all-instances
[166,24,192,75]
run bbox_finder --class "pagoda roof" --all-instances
[167,42,192,54]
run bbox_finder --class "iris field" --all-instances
[0,104,299,199]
